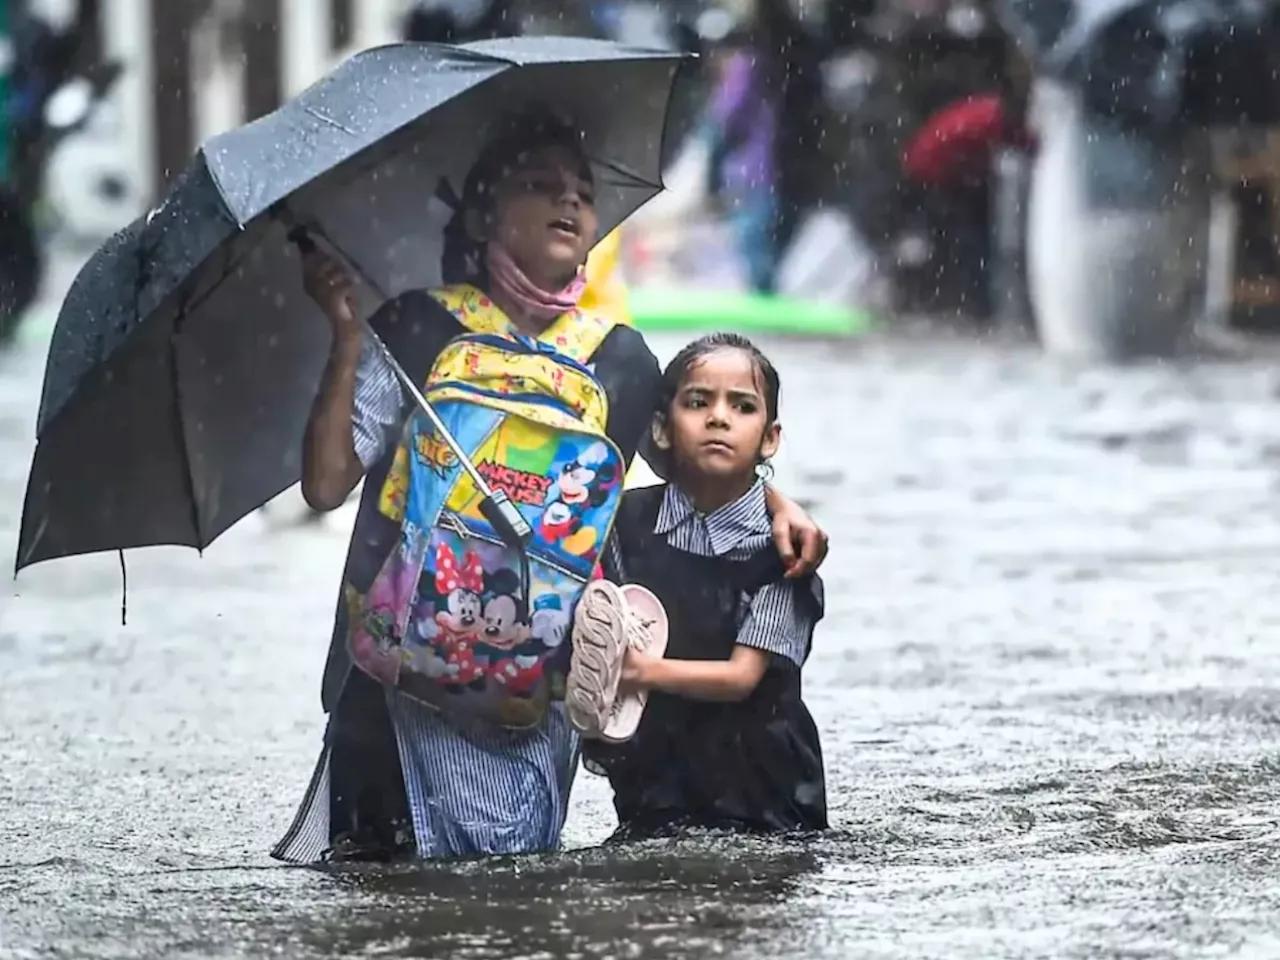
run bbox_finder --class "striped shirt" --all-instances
[275,335,580,863]
[350,335,408,466]
[608,481,820,667]
[357,338,583,858]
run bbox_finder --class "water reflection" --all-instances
[298,840,821,958]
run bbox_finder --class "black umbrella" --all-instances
[17,37,687,571]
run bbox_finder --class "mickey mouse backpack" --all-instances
[342,284,625,729]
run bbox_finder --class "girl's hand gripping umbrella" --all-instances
[288,224,534,551]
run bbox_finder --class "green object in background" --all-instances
[629,287,875,337]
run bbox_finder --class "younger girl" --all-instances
[584,332,827,838]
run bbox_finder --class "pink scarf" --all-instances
[486,241,586,326]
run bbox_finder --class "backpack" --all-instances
[344,284,624,729]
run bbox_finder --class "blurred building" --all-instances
[42,0,404,238]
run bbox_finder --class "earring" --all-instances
[755,460,775,482]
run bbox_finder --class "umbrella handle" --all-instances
[287,223,533,551]
[288,227,318,254]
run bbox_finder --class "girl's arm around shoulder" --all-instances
[763,486,829,579]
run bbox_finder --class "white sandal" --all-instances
[567,580,629,737]
[600,584,669,743]
[567,580,669,742]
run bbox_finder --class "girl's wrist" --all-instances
[331,329,363,367]
[631,652,658,690]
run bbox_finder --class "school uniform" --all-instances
[271,290,661,864]
[586,481,828,837]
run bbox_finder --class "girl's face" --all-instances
[487,144,599,289]
[655,348,781,484]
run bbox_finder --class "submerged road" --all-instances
[2,285,1280,957]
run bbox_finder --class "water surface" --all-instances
[3,324,1280,958]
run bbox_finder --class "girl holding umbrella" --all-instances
[271,109,828,864]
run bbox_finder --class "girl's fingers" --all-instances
[771,518,797,571]
[315,264,352,290]
[302,251,347,283]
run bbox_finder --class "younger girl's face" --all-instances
[657,348,780,482]
[488,144,599,289]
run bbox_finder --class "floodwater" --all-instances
[3,314,1280,959]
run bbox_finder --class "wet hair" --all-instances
[441,108,594,285]
[653,332,782,478]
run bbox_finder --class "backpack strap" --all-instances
[429,284,615,366]
[603,484,665,581]
[548,311,615,365]
[617,484,665,544]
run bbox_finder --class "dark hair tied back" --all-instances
[647,332,782,479]
[658,332,781,424]
[441,107,592,285]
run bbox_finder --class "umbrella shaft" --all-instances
[363,324,496,497]
[279,214,530,544]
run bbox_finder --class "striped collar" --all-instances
[654,480,771,556]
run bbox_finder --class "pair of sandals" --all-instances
[565,580,669,741]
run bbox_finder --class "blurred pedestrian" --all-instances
[704,38,780,292]
[702,0,828,293]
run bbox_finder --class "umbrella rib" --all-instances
[169,289,207,555]
[590,154,660,192]
[122,225,208,555]
[170,236,242,552]
[303,107,357,136]
[159,233,267,339]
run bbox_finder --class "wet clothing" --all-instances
[272,290,661,864]
[587,482,827,837]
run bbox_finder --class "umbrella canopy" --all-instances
[18,37,687,571]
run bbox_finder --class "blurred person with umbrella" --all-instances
[16,38,828,863]
[898,89,1033,318]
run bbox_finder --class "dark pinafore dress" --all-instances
[585,486,828,838]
